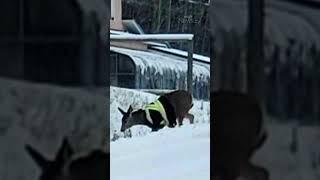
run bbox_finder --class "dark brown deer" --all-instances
[213,91,269,180]
[118,90,194,132]
[25,138,108,180]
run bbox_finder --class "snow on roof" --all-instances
[110,31,171,48]
[110,30,130,35]
[151,46,210,63]
[109,31,209,63]
[110,34,194,41]
[110,46,209,80]
[143,41,169,48]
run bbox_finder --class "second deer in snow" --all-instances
[213,91,269,180]
[25,138,108,180]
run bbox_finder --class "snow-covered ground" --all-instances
[110,86,210,180]
[111,124,210,180]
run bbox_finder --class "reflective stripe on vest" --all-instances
[144,100,169,126]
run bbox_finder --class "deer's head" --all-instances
[118,105,133,132]
[25,138,74,180]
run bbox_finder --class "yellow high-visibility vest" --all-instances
[144,100,169,126]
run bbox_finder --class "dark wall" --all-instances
[0,0,23,79]
[0,0,107,87]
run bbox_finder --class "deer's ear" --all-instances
[25,145,50,170]
[118,107,126,115]
[55,138,74,167]
[128,105,133,113]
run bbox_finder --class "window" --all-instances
[118,55,135,73]
[110,53,117,74]
[110,52,136,88]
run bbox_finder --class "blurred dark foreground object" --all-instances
[0,0,108,87]
[212,91,269,180]
[0,78,108,179]
[25,137,108,180]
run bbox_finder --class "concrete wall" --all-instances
[110,41,148,50]
[110,0,123,30]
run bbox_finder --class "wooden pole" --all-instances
[187,39,194,94]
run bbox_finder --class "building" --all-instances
[110,0,210,100]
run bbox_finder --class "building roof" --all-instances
[151,46,210,64]
[122,19,145,34]
[110,46,210,81]
[110,30,210,63]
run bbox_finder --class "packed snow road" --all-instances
[110,124,210,180]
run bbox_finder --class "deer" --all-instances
[212,90,269,180]
[25,138,108,180]
[118,90,194,133]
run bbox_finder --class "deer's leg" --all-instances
[151,128,159,132]
[178,116,183,126]
[178,113,194,126]
[185,113,194,124]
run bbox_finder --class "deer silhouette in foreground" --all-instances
[25,138,108,180]
[213,91,269,180]
[118,90,194,132]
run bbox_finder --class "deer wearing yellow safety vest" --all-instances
[118,90,194,132]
